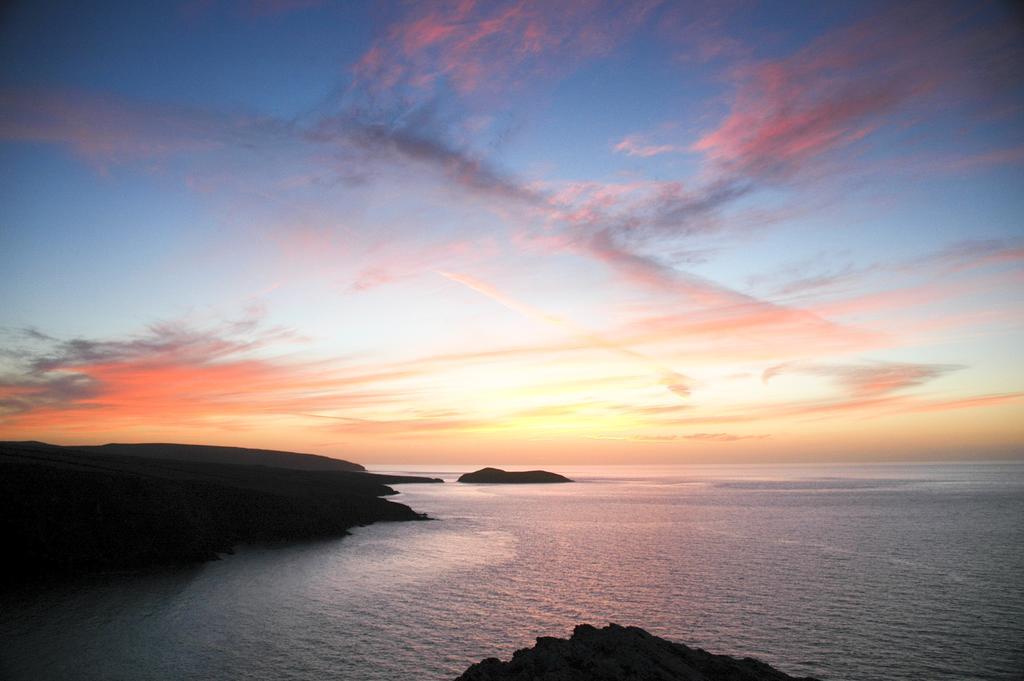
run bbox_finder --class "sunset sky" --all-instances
[1,0,1022,463]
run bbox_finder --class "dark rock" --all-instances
[457,467,572,483]
[455,623,820,681]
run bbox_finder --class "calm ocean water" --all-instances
[1,463,1022,680]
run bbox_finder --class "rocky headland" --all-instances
[0,440,440,582]
[455,623,820,681]
[457,467,573,483]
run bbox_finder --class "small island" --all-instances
[455,623,819,681]
[457,467,573,483]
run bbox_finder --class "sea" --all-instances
[1,462,1022,681]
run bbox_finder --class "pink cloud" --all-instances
[633,390,1024,430]
[901,393,1024,414]
[353,0,659,96]
[771,391,1024,422]
[762,361,963,398]
[692,5,1023,181]
[0,320,419,435]
[619,303,885,364]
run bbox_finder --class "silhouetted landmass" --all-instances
[455,624,820,681]
[0,441,440,582]
[4,440,366,471]
[457,467,573,483]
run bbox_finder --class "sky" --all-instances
[1,0,1022,464]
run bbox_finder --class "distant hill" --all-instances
[1,440,365,472]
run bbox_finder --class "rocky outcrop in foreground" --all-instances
[457,467,573,483]
[456,624,820,681]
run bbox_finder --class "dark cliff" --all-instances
[0,441,439,582]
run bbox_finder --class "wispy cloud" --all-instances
[683,432,770,442]
[613,134,686,158]
[0,318,416,433]
[632,388,1024,430]
[310,107,543,205]
[762,361,964,397]
[692,4,1023,181]
[590,432,770,443]
[767,391,1024,422]
[353,0,659,97]
[536,177,760,299]
[437,270,695,399]
[0,85,537,216]
[0,87,284,165]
